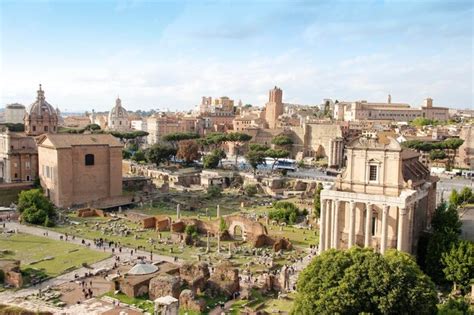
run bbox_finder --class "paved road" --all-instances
[0,221,178,308]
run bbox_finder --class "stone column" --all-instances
[380,204,389,254]
[217,204,220,218]
[397,207,407,252]
[176,204,181,219]
[319,198,326,252]
[364,203,372,247]
[330,199,336,248]
[324,199,332,250]
[333,200,340,248]
[348,201,356,248]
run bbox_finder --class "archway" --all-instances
[233,225,243,241]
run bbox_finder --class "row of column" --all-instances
[319,199,409,254]
[328,139,344,168]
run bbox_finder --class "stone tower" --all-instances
[264,86,283,129]
[24,84,59,136]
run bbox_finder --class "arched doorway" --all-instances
[233,225,243,241]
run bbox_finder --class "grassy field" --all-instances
[103,292,154,313]
[0,233,110,277]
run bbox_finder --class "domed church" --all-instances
[107,97,130,131]
[24,84,58,136]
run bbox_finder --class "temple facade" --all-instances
[319,136,438,255]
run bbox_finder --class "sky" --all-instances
[0,0,473,112]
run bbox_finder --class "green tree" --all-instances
[269,201,302,224]
[424,202,462,284]
[430,150,447,160]
[219,217,228,232]
[449,189,460,207]
[292,248,437,315]
[271,135,293,146]
[206,185,222,198]
[131,150,146,163]
[444,138,464,170]
[437,297,472,315]
[162,132,200,148]
[245,150,266,174]
[122,149,132,159]
[145,143,177,166]
[244,184,257,196]
[17,189,55,226]
[203,153,220,169]
[442,240,474,293]
[459,187,473,204]
[313,183,323,219]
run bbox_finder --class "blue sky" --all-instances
[1,0,472,112]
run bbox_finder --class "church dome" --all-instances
[27,84,57,118]
[127,262,158,275]
[109,97,128,119]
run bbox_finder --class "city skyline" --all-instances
[1,0,473,111]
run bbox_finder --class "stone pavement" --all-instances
[0,221,179,312]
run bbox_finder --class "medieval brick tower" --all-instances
[264,86,283,129]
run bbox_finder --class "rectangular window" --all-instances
[369,165,377,181]
[26,161,30,169]
[44,126,48,132]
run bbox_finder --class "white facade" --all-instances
[5,104,26,124]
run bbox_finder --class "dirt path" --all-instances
[0,221,179,310]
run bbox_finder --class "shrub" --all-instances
[244,185,257,196]
[269,201,301,224]
[207,185,222,198]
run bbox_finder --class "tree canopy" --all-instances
[18,189,56,226]
[145,143,177,166]
[423,201,462,285]
[442,240,474,293]
[162,132,200,143]
[292,248,437,315]
[269,201,304,224]
[271,135,293,146]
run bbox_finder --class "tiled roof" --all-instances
[38,133,123,148]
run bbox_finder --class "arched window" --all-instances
[85,154,95,166]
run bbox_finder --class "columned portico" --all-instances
[319,198,327,252]
[318,189,425,254]
[364,203,372,247]
[397,207,407,251]
[317,136,438,256]
[380,204,389,254]
[333,200,340,248]
[324,199,332,251]
[348,201,356,248]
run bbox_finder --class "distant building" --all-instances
[4,103,26,124]
[38,133,123,208]
[0,129,38,183]
[264,86,284,129]
[24,85,59,136]
[320,136,438,255]
[131,119,147,132]
[107,97,130,131]
[334,96,449,122]
[457,125,474,170]
[146,114,199,145]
